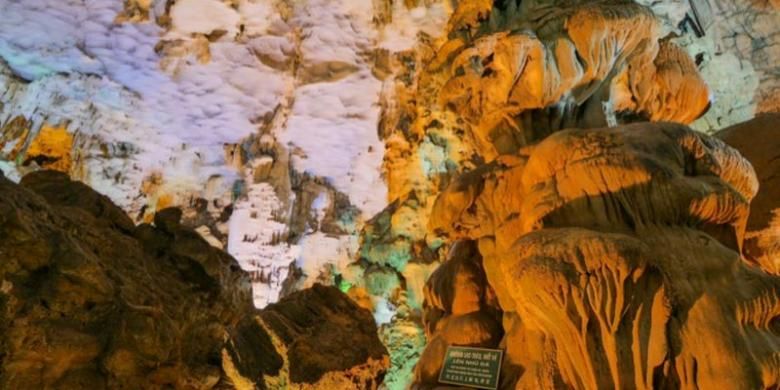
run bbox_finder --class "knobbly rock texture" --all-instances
[718,113,780,275]
[1,0,779,388]
[367,0,713,384]
[226,284,390,389]
[435,1,709,158]
[415,121,780,389]
[0,170,388,389]
[414,240,502,385]
[0,0,392,311]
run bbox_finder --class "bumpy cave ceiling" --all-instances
[0,0,778,388]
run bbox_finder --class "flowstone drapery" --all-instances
[364,0,723,385]
[415,121,780,389]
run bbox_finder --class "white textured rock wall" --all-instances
[638,0,780,131]
[0,0,394,308]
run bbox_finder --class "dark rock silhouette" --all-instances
[0,171,388,389]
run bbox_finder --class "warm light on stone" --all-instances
[0,0,778,388]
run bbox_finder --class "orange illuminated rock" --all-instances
[626,40,711,124]
[23,124,74,172]
[371,2,757,388]
[114,0,152,23]
[718,113,780,274]
[416,121,780,389]
[414,241,502,385]
[429,1,709,158]
[448,0,493,31]
[0,121,74,173]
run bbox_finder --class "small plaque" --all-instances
[438,346,504,390]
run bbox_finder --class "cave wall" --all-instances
[0,0,778,388]
[0,171,390,388]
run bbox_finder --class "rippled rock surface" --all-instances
[718,113,780,275]
[416,121,780,389]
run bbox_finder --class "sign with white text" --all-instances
[438,346,503,390]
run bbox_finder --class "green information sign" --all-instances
[439,346,503,389]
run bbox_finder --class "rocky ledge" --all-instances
[0,170,388,389]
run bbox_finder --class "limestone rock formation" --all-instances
[717,113,780,275]
[392,0,711,163]
[1,0,779,388]
[0,0,391,312]
[686,0,780,129]
[367,1,719,383]
[414,240,502,385]
[225,284,390,389]
[0,170,388,389]
[416,122,780,389]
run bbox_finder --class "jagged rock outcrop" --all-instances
[717,113,780,275]
[225,284,390,389]
[415,121,780,389]
[0,170,388,389]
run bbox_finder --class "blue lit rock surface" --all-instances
[0,171,388,389]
